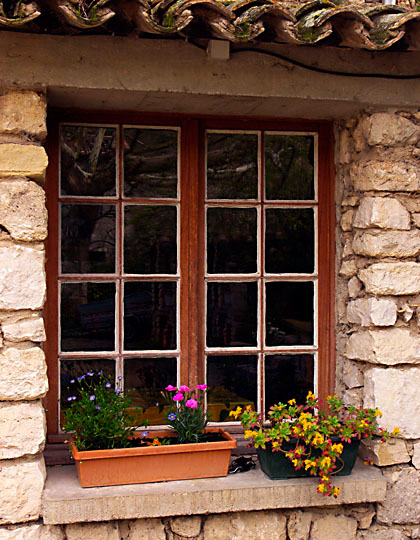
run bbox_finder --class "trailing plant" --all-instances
[162,384,209,443]
[231,392,399,497]
[63,372,147,451]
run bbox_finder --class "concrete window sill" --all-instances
[42,459,386,525]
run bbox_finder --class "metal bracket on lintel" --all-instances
[207,40,230,60]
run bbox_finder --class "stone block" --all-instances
[341,210,355,232]
[0,144,48,181]
[358,529,409,540]
[359,263,420,295]
[310,515,357,540]
[347,298,397,327]
[0,400,46,458]
[350,161,420,192]
[377,468,420,525]
[342,360,364,388]
[359,439,410,466]
[361,113,420,147]
[345,328,420,365]
[1,316,46,343]
[0,92,46,140]
[169,516,202,538]
[353,197,410,230]
[287,511,312,540]
[0,180,47,241]
[0,524,64,540]
[343,388,363,408]
[0,245,45,310]
[412,213,420,228]
[125,519,166,540]
[350,505,375,529]
[66,523,119,540]
[364,367,420,438]
[348,277,362,298]
[0,346,48,400]
[0,455,45,524]
[339,260,358,278]
[353,230,420,258]
[412,442,420,469]
[203,511,287,540]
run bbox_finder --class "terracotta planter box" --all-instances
[72,428,237,488]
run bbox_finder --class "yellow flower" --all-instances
[304,459,315,471]
[244,430,255,440]
[272,441,280,449]
[292,459,299,467]
[318,483,326,493]
[306,391,315,400]
[359,420,369,429]
[320,456,331,469]
[333,487,340,497]
[312,433,324,445]
[374,409,383,418]
[288,399,296,406]
[321,475,329,482]
[392,427,400,436]
[331,443,343,454]
[229,406,242,419]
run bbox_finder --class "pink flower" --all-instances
[173,392,184,402]
[185,399,198,408]
[179,385,191,392]
[165,385,177,391]
[196,384,207,390]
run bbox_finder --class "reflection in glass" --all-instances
[124,357,177,425]
[60,358,115,417]
[264,354,314,412]
[207,282,257,347]
[207,208,257,274]
[123,128,178,198]
[265,135,314,200]
[61,283,115,352]
[207,355,258,422]
[124,282,177,351]
[60,126,116,196]
[124,205,177,274]
[207,133,258,199]
[265,208,314,274]
[61,204,115,274]
[266,281,313,346]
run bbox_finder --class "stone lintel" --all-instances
[42,461,386,525]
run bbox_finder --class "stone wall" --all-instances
[0,94,419,538]
[336,111,420,535]
[0,90,49,530]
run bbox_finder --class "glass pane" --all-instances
[265,208,314,274]
[123,128,178,198]
[207,355,258,422]
[61,283,115,352]
[207,133,258,199]
[207,282,257,347]
[265,134,314,200]
[207,208,257,274]
[124,282,177,351]
[60,126,116,196]
[60,358,115,421]
[61,204,115,274]
[124,205,177,274]
[124,357,177,425]
[265,354,314,412]
[266,281,313,346]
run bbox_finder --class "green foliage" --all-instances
[63,372,147,451]
[162,385,209,444]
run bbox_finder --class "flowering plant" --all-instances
[63,372,147,451]
[231,392,399,497]
[162,384,209,444]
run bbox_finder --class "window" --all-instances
[45,112,334,437]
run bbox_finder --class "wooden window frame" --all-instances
[44,109,335,440]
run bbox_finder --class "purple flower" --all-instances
[165,385,177,391]
[95,405,101,410]
[89,395,95,401]
[179,385,191,392]
[105,383,111,388]
[87,372,94,377]
[66,396,73,402]
[140,431,148,438]
[70,379,75,384]
[115,388,122,394]
[185,399,198,409]
[173,392,184,402]
[196,384,207,391]
[168,413,176,420]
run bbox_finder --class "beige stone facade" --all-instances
[0,34,419,539]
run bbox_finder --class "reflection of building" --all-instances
[1,4,420,536]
